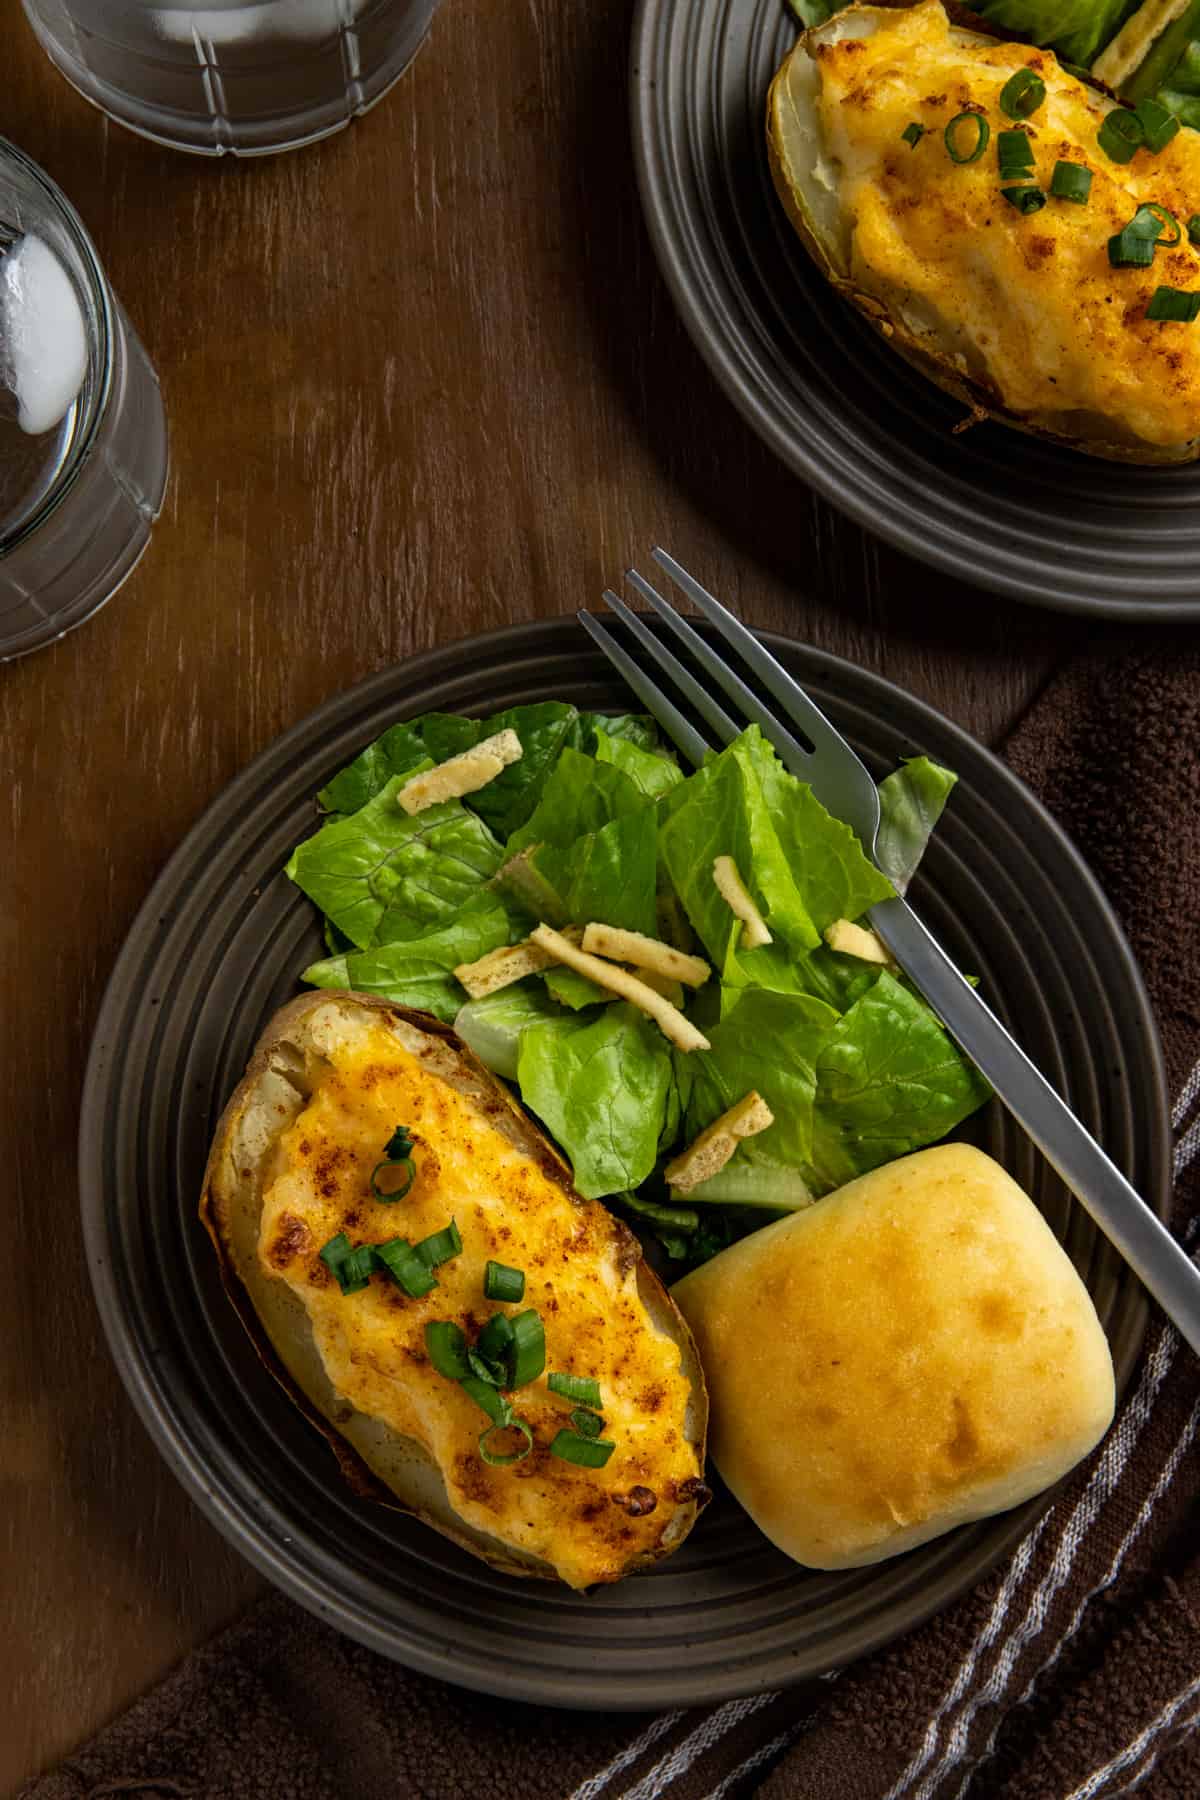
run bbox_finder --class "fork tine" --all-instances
[600,584,742,749]
[576,610,709,767]
[625,569,814,775]
[650,547,870,774]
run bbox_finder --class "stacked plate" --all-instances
[631,0,1200,618]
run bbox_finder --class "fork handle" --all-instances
[869,895,1200,1358]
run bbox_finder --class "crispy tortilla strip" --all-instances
[529,925,710,1053]
[397,729,523,816]
[664,1092,776,1194]
[713,855,772,949]
[455,927,582,999]
[1094,0,1190,89]
[823,919,893,966]
[580,924,710,988]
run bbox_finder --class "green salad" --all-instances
[284,701,989,1269]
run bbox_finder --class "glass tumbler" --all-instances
[19,0,442,157]
[0,140,168,661]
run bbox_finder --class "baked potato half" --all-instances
[768,0,1200,462]
[200,991,709,1589]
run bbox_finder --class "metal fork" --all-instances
[580,548,1200,1357]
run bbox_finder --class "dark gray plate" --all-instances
[79,620,1170,1708]
[631,0,1200,619]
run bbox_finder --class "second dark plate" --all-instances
[631,0,1200,618]
[79,620,1169,1708]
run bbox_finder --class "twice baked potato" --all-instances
[768,0,1200,461]
[201,991,709,1588]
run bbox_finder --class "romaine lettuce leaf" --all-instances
[413,702,579,838]
[593,729,683,801]
[315,703,577,839]
[454,981,572,1079]
[301,890,514,1022]
[1161,85,1200,124]
[874,756,957,895]
[684,988,842,1170]
[741,731,895,932]
[960,0,1138,64]
[317,723,428,816]
[505,745,646,855]
[807,971,991,1191]
[504,809,659,938]
[286,774,505,949]
[1169,36,1200,93]
[658,730,823,970]
[789,942,887,1011]
[786,0,834,24]
[566,712,663,755]
[543,965,609,1010]
[517,1002,673,1197]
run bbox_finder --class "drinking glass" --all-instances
[0,140,168,661]
[20,0,442,157]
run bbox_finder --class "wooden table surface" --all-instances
[0,1,1103,1788]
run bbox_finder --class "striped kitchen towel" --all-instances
[24,644,1200,1800]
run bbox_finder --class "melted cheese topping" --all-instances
[258,1022,699,1587]
[813,1,1200,448]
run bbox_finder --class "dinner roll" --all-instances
[672,1144,1115,1569]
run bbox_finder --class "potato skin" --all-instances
[200,990,709,1584]
[767,2,1200,466]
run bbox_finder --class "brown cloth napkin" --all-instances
[24,644,1200,1800]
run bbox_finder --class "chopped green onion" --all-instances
[319,1234,374,1294]
[997,128,1035,174]
[425,1320,471,1381]
[944,112,989,164]
[1001,186,1047,214]
[460,1376,512,1425]
[550,1429,616,1469]
[384,1126,415,1161]
[999,68,1046,119]
[548,1371,603,1408]
[1098,109,1145,165]
[1135,97,1181,154]
[371,1125,417,1201]
[508,1309,546,1388]
[370,1158,414,1202]
[467,1349,506,1386]
[1188,214,1200,246]
[414,1218,462,1268]
[1108,228,1158,267]
[1129,202,1181,245]
[901,121,925,149]
[476,1312,515,1363]
[344,1244,378,1286]
[570,1407,606,1439]
[374,1236,437,1298]
[1060,61,1091,83]
[483,1261,526,1304]
[319,1231,352,1274]
[1050,161,1092,203]
[479,1418,533,1466]
[1146,285,1200,321]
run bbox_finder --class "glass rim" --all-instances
[0,137,114,557]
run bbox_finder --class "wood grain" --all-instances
[0,0,1119,1787]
